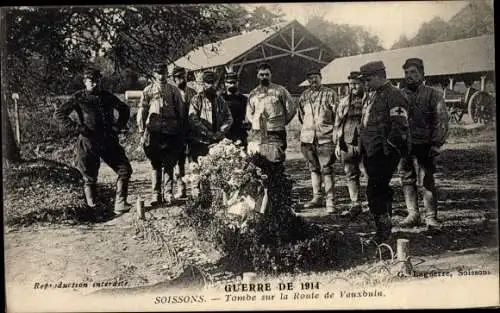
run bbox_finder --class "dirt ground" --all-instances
[4,123,499,301]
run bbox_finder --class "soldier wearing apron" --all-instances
[298,69,337,213]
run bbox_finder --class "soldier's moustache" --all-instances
[228,86,238,93]
[260,78,270,86]
[177,81,187,89]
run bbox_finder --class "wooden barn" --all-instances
[170,20,335,95]
[300,35,495,96]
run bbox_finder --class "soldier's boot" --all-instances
[114,178,132,214]
[303,172,323,209]
[163,169,174,206]
[341,180,363,218]
[372,212,392,244]
[400,184,421,227]
[174,179,187,199]
[324,174,335,214]
[83,184,97,208]
[150,169,163,206]
[423,188,441,229]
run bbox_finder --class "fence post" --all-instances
[12,93,20,144]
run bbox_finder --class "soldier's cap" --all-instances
[348,71,362,80]
[306,69,321,77]
[202,70,216,84]
[225,72,238,82]
[152,62,168,73]
[83,67,102,81]
[359,61,386,79]
[403,58,424,70]
[172,66,186,77]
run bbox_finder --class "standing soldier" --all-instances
[297,69,337,213]
[334,71,365,218]
[399,58,449,228]
[358,61,410,243]
[55,67,133,215]
[137,63,186,206]
[188,70,233,162]
[246,63,297,172]
[172,66,197,198]
[222,72,250,149]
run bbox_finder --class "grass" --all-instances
[3,158,116,227]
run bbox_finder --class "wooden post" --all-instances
[480,75,487,91]
[12,93,20,144]
[448,77,454,90]
[397,239,411,275]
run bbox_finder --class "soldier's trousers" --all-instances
[144,132,184,194]
[189,140,210,163]
[301,140,336,175]
[399,144,436,190]
[75,134,132,186]
[340,145,362,183]
[362,151,400,216]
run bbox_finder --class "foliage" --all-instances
[390,1,494,49]
[183,141,359,274]
[305,15,384,57]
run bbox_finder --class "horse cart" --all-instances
[444,88,495,124]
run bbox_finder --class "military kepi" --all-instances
[172,66,186,77]
[348,71,362,80]
[403,58,424,69]
[306,69,321,77]
[359,61,385,78]
[83,67,102,80]
[153,62,168,73]
[203,70,215,83]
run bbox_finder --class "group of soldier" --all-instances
[55,56,448,244]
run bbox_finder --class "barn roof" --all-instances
[173,21,292,71]
[301,34,495,86]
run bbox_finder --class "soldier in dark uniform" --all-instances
[222,72,250,149]
[334,71,365,218]
[358,61,410,243]
[137,63,186,205]
[55,67,133,215]
[399,58,449,228]
[188,70,233,162]
[172,66,197,198]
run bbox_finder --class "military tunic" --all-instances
[55,89,132,185]
[335,93,364,182]
[399,84,449,187]
[297,85,337,174]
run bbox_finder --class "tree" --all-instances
[244,5,286,31]
[391,34,412,49]
[305,15,384,57]
[3,5,249,104]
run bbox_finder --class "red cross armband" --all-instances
[389,106,408,119]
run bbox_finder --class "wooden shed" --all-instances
[171,20,335,94]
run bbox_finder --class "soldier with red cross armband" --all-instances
[358,61,410,244]
[399,58,449,229]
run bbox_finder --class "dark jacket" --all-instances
[401,84,449,147]
[222,92,248,141]
[359,82,410,157]
[55,89,130,140]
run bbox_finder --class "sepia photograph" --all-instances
[2,1,498,311]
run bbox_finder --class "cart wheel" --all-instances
[468,92,481,123]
